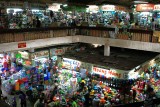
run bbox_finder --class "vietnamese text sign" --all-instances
[136,4,154,12]
[92,67,123,78]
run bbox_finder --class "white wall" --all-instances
[0,35,160,53]
[73,36,160,52]
[0,36,73,53]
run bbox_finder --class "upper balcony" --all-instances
[0,27,160,53]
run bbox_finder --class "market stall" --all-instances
[127,56,160,102]
[134,4,154,29]
[101,5,129,27]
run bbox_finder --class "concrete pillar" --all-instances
[28,48,35,53]
[104,44,110,56]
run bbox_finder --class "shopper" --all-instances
[37,98,45,107]
[0,75,1,86]
[26,89,33,104]
[38,81,44,93]
[36,16,41,28]
[84,92,90,107]
[92,95,100,107]
[144,86,157,107]
[151,18,156,31]
[12,96,17,107]
[132,89,136,102]
[34,98,45,107]
[19,91,27,107]
[32,16,37,28]
[0,88,2,100]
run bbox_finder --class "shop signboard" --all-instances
[101,5,115,11]
[136,4,154,12]
[128,69,139,79]
[115,6,127,12]
[154,5,160,11]
[63,58,81,70]
[50,48,65,56]
[92,66,124,79]
[50,46,74,56]
[88,5,99,12]
[48,3,61,11]
[55,49,64,55]
[0,2,23,8]
[31,50,49,59]
[101,5,127,12]
[18,42,26,48]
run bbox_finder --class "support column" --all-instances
[28,48,35,66]
[104,44,110,56]
[28,48,35,53]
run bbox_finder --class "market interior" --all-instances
[0,0,160,107]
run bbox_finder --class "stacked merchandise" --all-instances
[0,8,7,29]
[90,74,136,104]
[91,73,136,89]
[57,69,79,96]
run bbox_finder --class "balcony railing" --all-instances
[0,27,159,44]
[0,27,75,43]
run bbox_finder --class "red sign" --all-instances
[18,42,26,48]
[136,4,154,12]
[55,49,64,55]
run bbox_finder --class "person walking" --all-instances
[151,18,156,31]
[19,91,27,107]
[144,85,157,107]
[0,88,2,100]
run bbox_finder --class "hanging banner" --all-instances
[136,4,154,12]
[101,5,115,11]
[92,67,124,79]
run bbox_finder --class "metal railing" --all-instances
[0,27,158,44]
